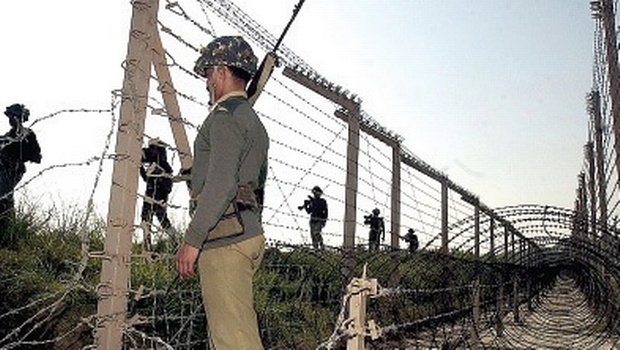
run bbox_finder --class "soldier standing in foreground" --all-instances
[175,36,269,350]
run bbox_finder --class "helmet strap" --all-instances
[208,66,220,108]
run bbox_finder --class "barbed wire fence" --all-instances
[2,0,620,349]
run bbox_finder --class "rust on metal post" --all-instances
[95,0,159,348]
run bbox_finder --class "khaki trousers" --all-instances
[198,234,265,350]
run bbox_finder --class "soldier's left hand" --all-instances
[176,243,200,277]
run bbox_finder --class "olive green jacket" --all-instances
[185,92,269,249]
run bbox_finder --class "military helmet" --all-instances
[312,186,323,194]
[4,103,29,121]
[193,36,258,79]
[148,137,166,148]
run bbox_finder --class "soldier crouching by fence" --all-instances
[139,138,175,250]
[0,104,41,232]
[298,185,328,250]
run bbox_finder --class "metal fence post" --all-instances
[512,276,520,323]
[470,279,481,349]
[441,180,449,254]
[497,280,504,336]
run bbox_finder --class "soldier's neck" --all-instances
[212,90,248,110]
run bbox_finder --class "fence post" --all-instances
[503,222,509,262]
[441,180,449,254]
[470,279,481,349]
[95,0,158,348]
[390,143,401,250]
[527,279,533,312]
[489,217,495,257]
[512,276,520,323]
[343,104,361,250]
[586,91,607,228]
[496,280,504,336]
[599,0,620,185]
[342,265,382,350]
[474,206,480,258]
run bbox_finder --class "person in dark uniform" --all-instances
[0,103,41,230]
[401,228,419,254]
[364,208,385,252]
[298,185,328,250]
[139,138,175,250]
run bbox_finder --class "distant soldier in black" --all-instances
[298,186,328,250]
[140,138,174,250]
[401,228,418,254]
[0,104,41,229]
[364,208,385,252]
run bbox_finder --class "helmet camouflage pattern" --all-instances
[193,36,258,78]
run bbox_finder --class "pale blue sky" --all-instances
[0,1,595,213]
[234,0,594,209]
